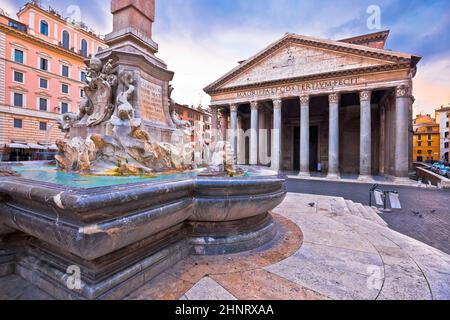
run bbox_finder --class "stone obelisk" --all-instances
[97,0,176,142]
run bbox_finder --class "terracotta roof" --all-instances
[17,2,105,42]
[436,106,450,112]
[339,30,390,46]
[204,32,421,94]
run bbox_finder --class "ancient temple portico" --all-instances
[205,31,421,181]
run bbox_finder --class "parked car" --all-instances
[437,165,450,176]
[431,162,442,173]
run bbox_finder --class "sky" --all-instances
[2,0,450,115]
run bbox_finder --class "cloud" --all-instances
[414,52,450,115]
[1,0,19,17]
[3,0,450,111]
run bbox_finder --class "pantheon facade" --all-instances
[204,31,421,181]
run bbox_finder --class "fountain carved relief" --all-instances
[56,57,193,176]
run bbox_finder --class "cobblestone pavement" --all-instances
[1,193,449,300]
[286,179,450,255]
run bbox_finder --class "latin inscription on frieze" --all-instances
[236,76,360,99]
[140,78,165,123]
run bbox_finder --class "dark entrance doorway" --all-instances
[293,126,319,171]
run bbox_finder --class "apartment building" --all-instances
[435,105,450,163]
[0,2,105,161]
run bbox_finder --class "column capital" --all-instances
[250,101,259,110]
[273,99,282,110]
[359,90,372,102]
[230,103,238,112]
[396,85,411,98]
[329,93,340,104]
[210,105,219,113]
[299,95,310,105]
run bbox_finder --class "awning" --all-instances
[27,143,48,150]
[47,144,59,151]
[6,143,30,149]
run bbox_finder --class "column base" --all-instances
[357,175,374,182]
[298,171,310,177]
[326,173,341,180]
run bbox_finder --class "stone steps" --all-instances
[363,206,388,227]
[335,199,388,227]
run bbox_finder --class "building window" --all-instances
[39,98,48,111]
[62,30,70,49]
[188,112,194,118]
[81,39,88,57]
[62,65,70,77]
[8,20,27,32]
[428,134,432,140]
[428,141,432,147]
[61,102,69,114]
[80,89,84,98]
[80,71,87,82]
[13,71,24,83]
[14,49,24,63]
[447,122,449,128]
[445,142,449,149]
[39,122,47,131]
[40,57,48,71]
[418,134,422,141]
[13,93,23,107]
[61,83,69,94]
[13,119,22,128]
[418,142,422,147]
[445,132,449,138]
[427,150,432,155]
[417,150,422,154]
[40,20,49,36]
[39,78,48,89]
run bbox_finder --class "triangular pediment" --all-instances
[222,43,393,89]
[205,33,417,93]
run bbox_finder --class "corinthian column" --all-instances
[219,109,228,142]
[250,101,259,165]
[394,85,411,180]
[299,95,310,176]
[327,93,340,179]
[230,104,238,163]
[210,106,219,146]
[271,99,282,172]
[358,90,372,181]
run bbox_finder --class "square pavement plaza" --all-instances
[1,193,449,300]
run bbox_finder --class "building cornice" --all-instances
[0,24,86,60]
[0,104,61,120]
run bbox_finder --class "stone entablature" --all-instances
[209,70,411,106]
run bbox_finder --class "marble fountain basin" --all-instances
[0,165,286,300]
